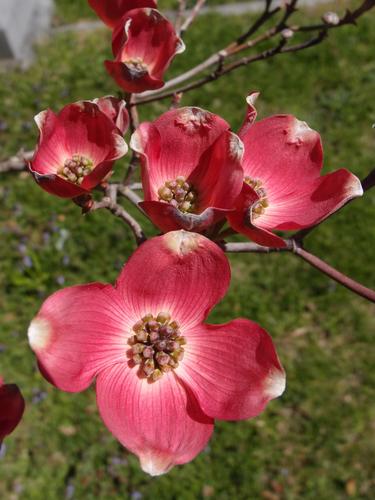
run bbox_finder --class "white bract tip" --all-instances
[164,230,200,256]
[264,367,286,399]
[140,453,173,476]
[28,317,52,351]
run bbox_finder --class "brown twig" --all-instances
[135,0,373,106]
[361,167,375,192]
[123,94,140,186]
[294,246,375,302]
[179,0,206,37]
[236,0,280,44]
[175,0,187,34]
[222,239,375,303]
[297,0,375,31]
[135,29,332,106]
[0,150,32,173]
[117,184,146,215]
[90,196,146,245]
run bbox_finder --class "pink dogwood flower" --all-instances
[29,101,128,198]
[0,377,25,444]
[227,93,363,247]
[105,8,185,93]
[131,107,245,232]
[28,231,285,476]
[88,0,157,29]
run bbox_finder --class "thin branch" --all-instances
[135,38,289,106]
[123,151,140,186]
[0,150,32,173]
[222,239,295,253]
[222,239,375,303]
[175,0,187,34]
[117,184,146,215]
[90,197,146,245]
[236,0,280,44]
[361,167,375,192]
[136,29,331,106]
[179,0,206,37]
[123,94,140,185]
[128,182,142,191]
[135,0,373,106]
[294,246,375,302]
[297,0,375,31]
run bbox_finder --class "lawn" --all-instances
[1,1,375,499]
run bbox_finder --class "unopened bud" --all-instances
[133,354,142,365]
[156,311,171,324]
[132,321,144,333]
[156,352,170,366]
[281,28,294,39]
[136,330,148,342]
[322,11,340,25]
[132,343,145,354]
[176,176,185,186]
[143,346,154,359]
[146,320,159,332]
[152,369,163,382]
[158,186,173,201]
[149,331,160,342]
[143,359,155,376]
[160,325,174,337]
[155,340,168,351]
[180,201,191,212]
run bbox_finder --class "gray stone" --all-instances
[0,0,54,64]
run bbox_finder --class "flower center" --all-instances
[124,58,148,77]
[59,154,94,185]
[129,312,186,382]
[158,176,196,213]
[244,176,269,219]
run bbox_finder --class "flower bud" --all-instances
[322,11,340,25]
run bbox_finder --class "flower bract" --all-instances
[105,8,185,93]
[132,107,245,232]
[28,100,128,198]
[228,94,363,247]
[28,231,285,475]
[88,0,157,29]
[0,377,25,444]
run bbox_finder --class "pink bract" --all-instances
[131,107,245,232]
[88,0,157,29]
[92,96,130,135]
[28,231,285,476]
[0,377,25,443]
[227,93,363,247]
[28,100,128,199]
[105,8,185,93]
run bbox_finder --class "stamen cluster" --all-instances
[244,176,269,218]
[129,312,186,382]
[158,176,196,213]
[125,58,148,77]
[60,155,94,185]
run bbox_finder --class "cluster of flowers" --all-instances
[22,93,363,475]
[1,0,363,477]
[28,94,362,248]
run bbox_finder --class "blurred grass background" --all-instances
[0,1,374,499]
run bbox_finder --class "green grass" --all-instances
[1,2,375,499]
